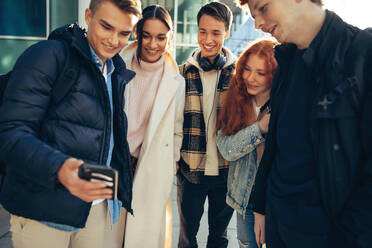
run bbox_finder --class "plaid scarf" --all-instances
[179,63,234,172]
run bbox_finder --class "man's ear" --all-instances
[85,8,92,26]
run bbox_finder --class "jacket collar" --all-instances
[275,11,351,73]
[48,24,135,84]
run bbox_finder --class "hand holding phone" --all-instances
[78,163,118,200]
[57,158,113,202]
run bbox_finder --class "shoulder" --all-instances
[350,29,372,55]
[17,40,66,63]
[13,40,67,79]
[162,53,185,87]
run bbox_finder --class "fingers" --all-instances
[254,217,261,247]
[69,180,113,202]
[260,226,266,245]
[255,227,261,247]
[57,158,113,202]
[254,212,266,247]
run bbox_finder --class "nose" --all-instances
[206,33,213,43]
[109,33,119,46]
[254,16,264,30]
[149,38,157,49]
[246,71,255,82]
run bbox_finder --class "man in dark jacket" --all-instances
[237,0,372,248]
[0,0,141,247]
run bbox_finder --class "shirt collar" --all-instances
[89,46,115,75]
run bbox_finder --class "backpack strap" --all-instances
[51,40,80,104]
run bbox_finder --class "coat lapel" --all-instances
[142,56,179,149]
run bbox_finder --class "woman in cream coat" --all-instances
[119,5,185,248]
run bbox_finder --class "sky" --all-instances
[323,0,371,29]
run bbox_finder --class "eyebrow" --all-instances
[199,27,223,33]
[143,30,167,37]
[100,19,113,28]
[100,19,131,34]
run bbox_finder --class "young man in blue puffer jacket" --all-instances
[0,0,141,247]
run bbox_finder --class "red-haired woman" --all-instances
[216,39,278,248]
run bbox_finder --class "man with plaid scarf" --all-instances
[177,2,237,247]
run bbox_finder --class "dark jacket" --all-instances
[0,24,135,228]
[252,11,372,246]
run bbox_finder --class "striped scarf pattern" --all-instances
[179,63,234,171]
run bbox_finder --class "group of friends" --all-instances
[0,0,371,248]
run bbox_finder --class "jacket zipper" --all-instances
[96,69,110,165]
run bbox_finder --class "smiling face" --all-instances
[242,54,271,98]
[197,14,229,63]
[248,0,300,44]
[140,18,171,63]
[85,1,138,63]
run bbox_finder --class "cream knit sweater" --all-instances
[126,54,165,157]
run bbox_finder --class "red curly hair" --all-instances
[216,39,278,136]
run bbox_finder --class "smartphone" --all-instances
[78,163,118,200]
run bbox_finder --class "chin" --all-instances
[146,55,162,62]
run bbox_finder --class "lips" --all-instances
[247,84,259,90]
[203,44,216,52]
[145,48,159,55]
[102,43,118,53]
[269,25,277,37]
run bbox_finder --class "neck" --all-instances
[295,8,326,49]
[254,91,270,107]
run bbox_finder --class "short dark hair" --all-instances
[197,1,233,31]
[236,0,323,8]
[135,5,173,64]
[89,0,142,17]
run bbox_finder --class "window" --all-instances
[0,0,49,39]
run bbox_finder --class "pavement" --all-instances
[170,177,239,248]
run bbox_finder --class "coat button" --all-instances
[333,144,340,151]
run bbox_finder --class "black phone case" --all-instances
[78,163,118,200]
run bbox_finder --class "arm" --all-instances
[216,122,264,161]
[340,50,372,245]
[0,41,69,188]
[0,41,111,201]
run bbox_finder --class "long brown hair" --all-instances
[216,39,278,136]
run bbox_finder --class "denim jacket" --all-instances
[216,122,264,216]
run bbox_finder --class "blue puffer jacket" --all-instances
[216,122,264,216]
[0,24,135,228]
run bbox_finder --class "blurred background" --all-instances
[0,0,370,73]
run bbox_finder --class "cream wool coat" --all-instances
[120,43,185,248]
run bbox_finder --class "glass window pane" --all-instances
[176,46,196,65]
[0,0,47,37]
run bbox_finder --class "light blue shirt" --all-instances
[40,47,122,232]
